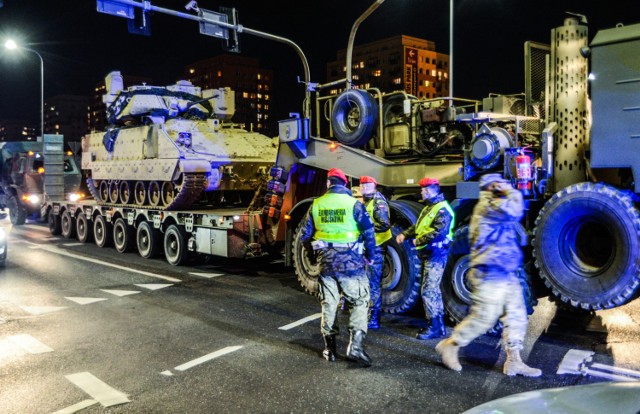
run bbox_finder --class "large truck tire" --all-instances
[137,221,161,259]
[533,182,640,310]
[60,210,76,239]
[76,212,93,243]
[48,210,62,236]
[331,89,378,147]
[383,200,423,314]
[7,195,26,225]
[292,220,321,295]
[164,224,188,266]
[113,217,135,253]
[441,225,473,323]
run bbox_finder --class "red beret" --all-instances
[359,176,377,185]
[327,168,347,183]
[419,177,440,187]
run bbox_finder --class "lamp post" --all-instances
[4,39,44,142]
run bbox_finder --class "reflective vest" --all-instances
[311,192,360,243]
[365,195,392,246]
[415,200,455,250]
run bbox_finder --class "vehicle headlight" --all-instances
[24,194,40,204]
[67,193,85,202]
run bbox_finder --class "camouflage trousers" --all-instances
[318,272,370,336]
[450,273,528,350]
[366,245,385,311]
[420,250,448,319]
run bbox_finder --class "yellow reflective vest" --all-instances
[365,195,392,246]
[312,192,360,243]
[415,200,454,250]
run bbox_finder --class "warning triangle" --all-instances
[101,289,141,297]
[134,284,173,291]
[65,297,108,305]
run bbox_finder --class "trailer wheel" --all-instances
[7,195,26,225]
[331,89,378,147]
[383,200,423,314]
[93,214,113,248]
[61,210,76,239]
[533,182,640,310]
[76,212,93,243]
[137,221,161,259]
[164,224,188,266]
[441,225,473,323]
[292,220,321,295]
[48,210,62,236]
[113,217,134,253]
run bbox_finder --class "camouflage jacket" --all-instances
[469,188,524,278]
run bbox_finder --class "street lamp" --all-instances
[4,39,44,142]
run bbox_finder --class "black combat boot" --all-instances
[346,330,372,366]
[322,335,337,362]
[416,314,446,340]
[368,308,380,330]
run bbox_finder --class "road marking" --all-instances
[173,345,243,372]
[278,313,322,330]
[23,224,50,233]
[63,243,85,247]
[8,334,53,353]
[52,399,98,414]
[160,370,174,376]
[101,289,141,297]
[44,237,60,241]
[65,297,108,305]
[134,283,173,291]
[20,305,68,315]
[65,372,130,407]
[23,241,181,282]
[189,272,225,278]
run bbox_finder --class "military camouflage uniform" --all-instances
[363,191,391,313]
[402,193,453,321]
[450,187,528,349]
[300,185,376,336]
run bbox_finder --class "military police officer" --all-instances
[436,173,541,377]
[359,176,392,329]
[300,168,376,366]
[396,177,454,340]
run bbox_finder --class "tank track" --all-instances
[86,173,206,210]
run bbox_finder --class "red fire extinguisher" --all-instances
[515,152,532,192]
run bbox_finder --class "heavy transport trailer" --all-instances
[45,199,269,265]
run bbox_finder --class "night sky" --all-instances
[0,0,636,128]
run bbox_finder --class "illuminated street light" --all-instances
[4,39,44,142]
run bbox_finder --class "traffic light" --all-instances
[128,7,151,36]
[219,6,240,53]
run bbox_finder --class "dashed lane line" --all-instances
[22,240,181,283]
[278,313,322,330]
[101,289,141,297]
[8,334,53,353]
[52,399,98,414]
[161,345,243,376]
[20,306,68,315]
[63,243,85,247]
[189,272,225,278]
[65,297,108,305]
[65,372,130,407]
[134,283,174,291]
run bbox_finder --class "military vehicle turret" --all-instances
[82,71,278,210]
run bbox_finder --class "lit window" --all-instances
[264,95,269,101]
[330,89,337,95]
[264,115,268,120]
[352,75,359,80]
[359,61,364,68]
[444,73,448,79]
[393,77,402,85]
[373,69,381,77]
[258,84,263,90]
[364,83,370,89]
[257,73,262,80]
[189,68,195,74]
[424,80,430,87]
[217,70,222,77]
[243,92,249,98]
[342,66,346,72]
[432,70,436,76]
[257,93,262,99]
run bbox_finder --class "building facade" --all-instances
[0,120,37,142]
[183,55,274,135]
[326,35,449,99]
[44,94,90,151]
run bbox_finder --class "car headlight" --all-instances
[67,193,85,202]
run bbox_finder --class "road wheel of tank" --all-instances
[7,195,26,225]
[161,182,175,207]
[108,181,119,204]
[137,221,161,259]
[113,217,135,253]
[60,209,76,239]
[382,200,423,314]
[164,224,189,266]
[533,182,640,310]
[292,220,321,295]
[93,214,113,248]
[76,212,93,243]
[99,180,110,203]
[149,181,161,207]
[48,210,62,235]
[441,225,473,323]
[134,181,147,206]
[331,89,378,147]
[119,181,133,205]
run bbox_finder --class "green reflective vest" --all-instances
[415,200,455,250]
[365,196,392,246]
[312,192,360,243]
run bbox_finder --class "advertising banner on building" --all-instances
[404,47,418,95]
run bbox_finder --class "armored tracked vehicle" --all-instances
[82,71,278,210]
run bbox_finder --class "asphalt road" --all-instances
[1,222,639,413]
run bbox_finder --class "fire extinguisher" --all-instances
[515,152,532,194]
